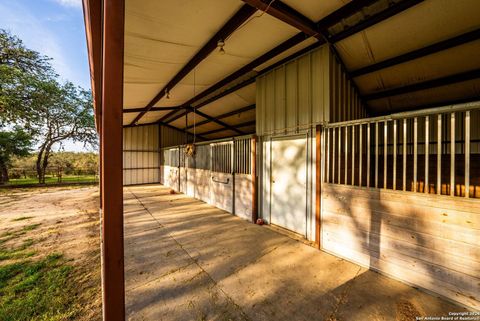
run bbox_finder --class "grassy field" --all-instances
[0,187,101,320]
[7,175,97,185]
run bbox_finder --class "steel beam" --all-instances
[364,68,480,101]
[330,0,424,43]
[200,120,255,136]
[130,4,257,125]
[351,28,480,77]
[123,107,178,113]
[184,104,255,130]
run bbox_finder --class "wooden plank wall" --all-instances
[321,183,480,310]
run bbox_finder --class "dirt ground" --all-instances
[0,186,102,320]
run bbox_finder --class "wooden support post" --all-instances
[101,0,125,320]
[315,125,322,249]
[251,136,258,223]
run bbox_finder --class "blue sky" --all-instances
[0,0,95,151]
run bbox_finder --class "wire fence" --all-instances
[4,167,99,186]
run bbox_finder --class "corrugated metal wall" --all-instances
[329,50,367,122]
[160,125,189,148]
[256,45,368,136]
[123,124,159,185]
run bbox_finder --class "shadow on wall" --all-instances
[322,183,480,310]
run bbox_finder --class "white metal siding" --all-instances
[123,125,159,185]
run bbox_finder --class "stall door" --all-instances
[271,136,307,236]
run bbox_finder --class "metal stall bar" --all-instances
[345,126,348,185]
[332,128,336,184]
[403,119,407,191]
[359,124,363,187]
[326,128,330,183]
[413,117,418,192]
[393,120,397,190]
[450,112,455,196]
[384,121,387,189]
[425,116,429,193]
[465,111,470,198]
[375,122,379,188]
[367,123,370,188]
[352,125,355,186]
[338,127,341,184]
[437,114,442,195]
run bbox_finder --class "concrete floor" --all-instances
[124,184,469,321]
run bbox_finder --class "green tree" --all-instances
[0,29,53,125]
[1,29,98,183]
[0,127,33,184]
[29,81,97,183]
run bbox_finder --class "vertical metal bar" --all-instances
[101,0,126,319]
[345,126,348,184]
[425,116,429,193]
[367,123,370,188]
[326,128,330,183]
[352,125,355,186]
[315,125,322,249]
[251,136,258,223]
[413,117,418,192]
[338,126,341,184]
[384,121,387,189]
[450,112,455,196]
[403,119,407,191]
[437,115,442,195]
[465,111,470,198]
[359,124,363,187]
[393,120,397,190]
[332,128,336,184]
[375,122,378,188]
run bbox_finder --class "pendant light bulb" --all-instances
[217,39,226,55]
[165,89,170,99]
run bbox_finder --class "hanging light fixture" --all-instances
[217,39,226,55]
[165,88,170,99]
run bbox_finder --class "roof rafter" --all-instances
[129,4,257,125]
[330,0,424,43]
[200,120,256,136]
[184,104,255,130]
[351,28,480,77]
[364,68,480,101]
[123,107,178,113]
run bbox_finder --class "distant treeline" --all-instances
[11,152,99,176]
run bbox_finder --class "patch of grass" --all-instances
[11,216,33,222]
[0,253,79,321]
[0,238,37,261]
[22,223,41,232]
[8,175,97,186]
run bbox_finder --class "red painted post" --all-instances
[101,0,125,320]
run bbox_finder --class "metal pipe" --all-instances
[359,124,363,187]
[375,122,378,188]
[367,123,370,188]
[332,128,336,184]
[345,126,348,184]
[437,114,442,195]
[393,120,397,190]
[450,112,455,196]
[352,125,355,186]
[384,121,387,189]
[465,111,470,198]
[403,119,407,191]
[326,128,330,183]
[413,117,418,192]
[425,116,429,193]
[338,126,341,184]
